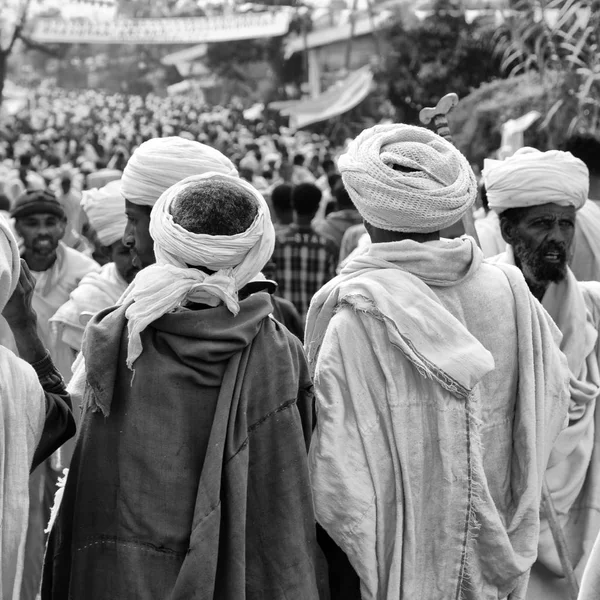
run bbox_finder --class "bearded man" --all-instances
[42,174,325,600]
[483,147,600,599]
[305,125,570,600]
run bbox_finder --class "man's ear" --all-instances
[499,217,515,245]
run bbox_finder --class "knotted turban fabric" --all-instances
[81,179,127,247]
[122,173,275,369]
[337,123,478,233]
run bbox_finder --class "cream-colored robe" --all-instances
[490,248,600,599]
[306,237,570,600]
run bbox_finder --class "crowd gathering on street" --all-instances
[2,86,600,600]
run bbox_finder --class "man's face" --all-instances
[504,203,576,285]
[110,240,139,284]
[15,213,66,257]
[123,199,155,269]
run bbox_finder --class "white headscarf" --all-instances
[122,173,275,369]
[121,137,238,207]
[338,123,477,233]
[81,180,126,247]
[483,147,589,214]
[0,214,20,312]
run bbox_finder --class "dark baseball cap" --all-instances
[11,189,66,221]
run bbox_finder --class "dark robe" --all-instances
[42,292,326,599]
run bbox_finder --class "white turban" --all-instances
[483,147,589,214]
[0,214,20,313]
[81,180,126,247]
[338,124,477,233]
[122,173,275,369]
[121,137,238,207]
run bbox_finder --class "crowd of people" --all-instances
[2,86,600,600]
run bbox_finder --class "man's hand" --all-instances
[2,259,38,331]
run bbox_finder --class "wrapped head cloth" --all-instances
[483,147,589,214]
[81,179,127,247]
[337,124,477,233]
[0,214,20,313]
[121,137,238,207]
[122,173,275,369]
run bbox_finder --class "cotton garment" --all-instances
[306,237,570,600]
[578,530,600,600]
[313,209,364,250]
[491,249,600,599]
[474,211,506,258]
[50,262,128,354]
[43,293,326,600]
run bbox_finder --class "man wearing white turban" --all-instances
[50,179,138,358]
[0,215,74,600]
[120,136,237,270]
[305,124,570,600]
[43,175,327,600]
[483,147,600,600]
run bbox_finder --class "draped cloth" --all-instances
[337,124,477,233]
[483,148,589,214]
[121,173,275,369]
[120,137,237,207]
[50,262,128,354]
[80,180,126,247]
[490,248,600,599]
[306,237,570,600]
[0,215,46,600]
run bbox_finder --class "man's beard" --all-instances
[513,237,569,284]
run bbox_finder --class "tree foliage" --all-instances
[380,0,502,125]
[494,0,600,141]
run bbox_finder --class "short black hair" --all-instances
[291,183,322,216]
[328,173,342,192]
[562,134,600,175]
[171,180,258,236]
[333,181,354,209]
[293,153,305,166]
[499,206,529,227]
[322,158,335,172]
[271,184,292,214]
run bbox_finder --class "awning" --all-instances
[274,66,373,130]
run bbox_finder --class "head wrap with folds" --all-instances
[0,213,20,313]
[483,147,589,214]
[81,179,126,247]
[337,123,477,233]
[122,173,275,369]
[121,137,238,207]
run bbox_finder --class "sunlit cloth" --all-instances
[80,180,126,247]
[121,137,238,207]
[0,215,46,600]
[121,173,275,369]
[490,248,600,599]
[50,262,128,354]
[337,124,477,233]
[306,237,569,599]
[483,148,589,214]
[474,211,506,258]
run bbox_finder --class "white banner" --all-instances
[30,10,292,44]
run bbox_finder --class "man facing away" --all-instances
[483,147,600,599]
[305,124,571,600]
[42,174,325,600]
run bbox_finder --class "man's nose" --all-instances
[547,222,567,244]
[122,223,134,248]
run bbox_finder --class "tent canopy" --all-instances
[270,66,373,130]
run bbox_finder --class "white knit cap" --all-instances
[0,213,20,313]
[121,137,238,207]
[81,179,126,247]
[338,124,477,233]
[483,147,589,214]
[122,173,275,369]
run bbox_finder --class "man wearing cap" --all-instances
[305,124,570,600]
[483,147,600,600]
[43,174,326,600]
[6,189,99,600]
